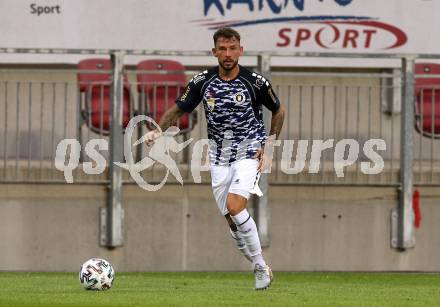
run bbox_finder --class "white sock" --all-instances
[229,229,252,263]
[230,209,267,267]
[251,253,266,268]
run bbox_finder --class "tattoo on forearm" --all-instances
[159,106,185,131]
[269,107,285,139]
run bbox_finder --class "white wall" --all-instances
[1,184,440,272]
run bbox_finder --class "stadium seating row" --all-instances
[415,63,440,139]
[77,58,196,135]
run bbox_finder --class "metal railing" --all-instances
[270,74,400,186]
[0,79,85,183]
[1,67,438,186]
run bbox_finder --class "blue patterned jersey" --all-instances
[176,65,280,165]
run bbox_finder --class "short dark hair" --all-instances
[213,27,241,45]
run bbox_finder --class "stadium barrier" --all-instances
[0,58,438,186]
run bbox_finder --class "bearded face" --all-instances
[212,37,243,72]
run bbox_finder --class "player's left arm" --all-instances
[262,82,284,140]
[261,81,285,139]
[269,106,285,140]
[254,82,285,171]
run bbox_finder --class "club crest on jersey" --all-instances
[234,92,245,104]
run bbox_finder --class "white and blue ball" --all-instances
[79,258,115,291]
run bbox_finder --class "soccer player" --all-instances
[144,27,285,290]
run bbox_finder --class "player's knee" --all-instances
[227,204,241,216]
[226,193,247,216]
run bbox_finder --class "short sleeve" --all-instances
[261,81,281,113]
[176,77,203,113]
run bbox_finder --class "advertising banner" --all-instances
[0,0,439,64]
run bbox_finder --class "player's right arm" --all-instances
[143,73,205,144]
[140,105,185,145]
[158,105,186,132]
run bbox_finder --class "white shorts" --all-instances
[210,158,263,216]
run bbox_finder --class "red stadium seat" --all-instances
[77,58,133,135]
[136,59,196,132]
[415,63,440,138]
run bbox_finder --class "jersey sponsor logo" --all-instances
[206,90,216,111]
[207,97,215,111]
[180,86,190,101]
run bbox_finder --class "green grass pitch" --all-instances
[0,272,439,306]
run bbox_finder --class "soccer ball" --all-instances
[79,258,115,291]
